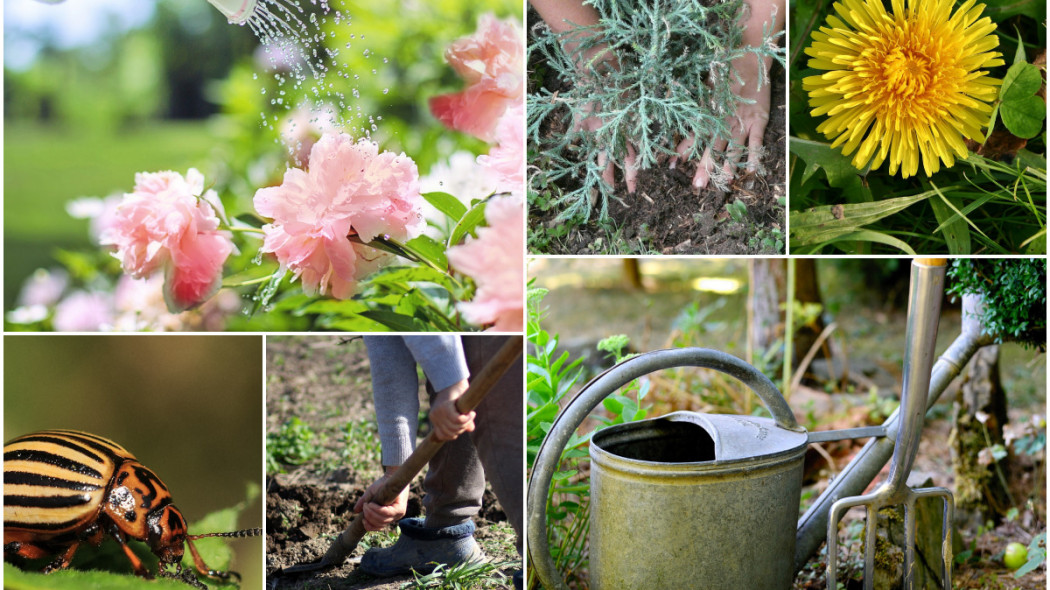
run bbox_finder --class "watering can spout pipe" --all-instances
[206,0,258,24]
[793,293,992,572]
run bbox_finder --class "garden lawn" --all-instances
[4,121,216,307]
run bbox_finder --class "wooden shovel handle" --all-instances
[373,335,523,505]
[320,336,523,566]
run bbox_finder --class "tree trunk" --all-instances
[748,259,826,370]
[749,259,785,366]
[951,345,1011,526]
[793,259,827,367]
[622,259,643,290]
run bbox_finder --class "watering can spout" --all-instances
[206,0,258,24]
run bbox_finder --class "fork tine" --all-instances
[863,504,878,590]
[827,502,845,590]
[942,494,954,590]
[903,496,917,590]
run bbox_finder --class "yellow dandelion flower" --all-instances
[802,0,1004,178]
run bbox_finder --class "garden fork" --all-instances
[826,259,954,590]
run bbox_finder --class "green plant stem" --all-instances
[223,274,279,288]
[784,258,795,402]
[225,226,266,235]
[355,235,465,291]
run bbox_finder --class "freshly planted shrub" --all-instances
[528,0,783,222]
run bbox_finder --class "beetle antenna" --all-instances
[187,528,261,540]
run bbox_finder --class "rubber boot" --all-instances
[360,517,485,576]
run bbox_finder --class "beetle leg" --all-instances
[107,524,153,579]
[5,540,53,560]
[185,538,241,583]
[42,542,81,574]
[159,561,207,590]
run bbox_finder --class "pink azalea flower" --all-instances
[100,169,234,313]
[477,103,524,196]
[429,14,524,142]
[253,132,425,299]
[446,195,524,331]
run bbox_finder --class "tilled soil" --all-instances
[265,336,519,590]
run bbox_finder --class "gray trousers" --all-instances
[422,335,523,554]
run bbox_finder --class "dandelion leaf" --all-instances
[789,138,871,202]
[790,193,931,247]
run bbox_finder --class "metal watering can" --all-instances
[528,260,955,590]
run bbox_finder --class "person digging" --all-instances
[353,335,523,586]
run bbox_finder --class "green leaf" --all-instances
[1001,62,1041,102]
[448,200,488,247]
[233,213,267,228]
[928,194,972,254]
[803,230,918,255]
[358,310,427,331]
[999,62,1046,139]
[369,266,457,293]
[789,192,933,245]
[1001,95,1046,139]
[403,235,448,271]
[980,0,1043,21]
[4,489,259,590]
[1022,228,1046,254]
[422,191,468,222]
[4,564,190,590]
[789,138,863,188]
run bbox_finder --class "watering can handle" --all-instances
[527,347,801,590]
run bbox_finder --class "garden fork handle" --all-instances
[292,337,524,573]
[884,258,945,494]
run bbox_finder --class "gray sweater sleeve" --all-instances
[363,336,469,466]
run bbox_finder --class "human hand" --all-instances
[574,102,639,193]
[673,52,772,191]
[428,379,475,441]
[353,467,410,531]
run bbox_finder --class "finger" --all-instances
[462,411,477,433]
[746,123,766,172]
[672,134,696,170]
[624,143,639,194]
[712,136,729,156]
[362,504,385,531]
[693,147,716,189]
[353,487,374,513]
[598,151,616,188]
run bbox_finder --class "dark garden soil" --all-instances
[528,20,787,254]
[265,337,519,590]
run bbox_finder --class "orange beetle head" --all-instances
[147,502,189,565]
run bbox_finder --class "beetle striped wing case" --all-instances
[4,429,135,539]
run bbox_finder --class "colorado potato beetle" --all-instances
[3,429,260,588]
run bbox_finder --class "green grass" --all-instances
[4,121,215,306]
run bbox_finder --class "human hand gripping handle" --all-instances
[351,380,474,532]
[282,337,524,575]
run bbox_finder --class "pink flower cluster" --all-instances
[429,14,524,142]
[254,132,425,299]
[100,168,233,312]
[447,195,524,331]
[477,103,525,196]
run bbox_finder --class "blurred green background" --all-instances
[4,0,518,312]
[4,335,263,587]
